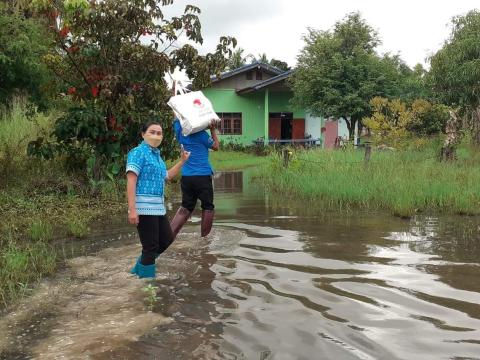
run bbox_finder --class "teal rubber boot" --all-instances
[136,262,156,278]
[130,255,141,275]
[130,255,156,279]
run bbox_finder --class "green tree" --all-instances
[29,0,235,171]
[290,12,402,138]
[0,4,54,107]
[403,63,431,101]
[429,10,480,146]
[380,55,431,102]
[3,0,34,16]
[250,53,290,71]
[226,47,252,70]
[269,58,290,71]
[255,53,269,64]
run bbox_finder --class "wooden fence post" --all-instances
[283,148,290,168]
[364,144,371,166]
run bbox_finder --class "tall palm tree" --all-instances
[227,48,246,70]
[251,53,290,71]
[255,53,269,64]
[227,48,255,70]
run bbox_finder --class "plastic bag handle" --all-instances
[170,75,190,96]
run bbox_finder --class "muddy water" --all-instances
[1,171,480,359]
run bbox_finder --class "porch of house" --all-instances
[254,88,322,147]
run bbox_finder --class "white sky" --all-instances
[162,0,479,71]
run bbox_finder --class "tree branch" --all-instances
[59,41,91,89]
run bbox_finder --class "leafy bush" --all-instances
[363,97,449,147]
[408,99,449,136]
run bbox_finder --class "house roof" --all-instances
[236,69,294,94]
[211,61,285,83]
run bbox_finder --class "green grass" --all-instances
[0,97,54,186]
[0,99,126,308]
[210,150,269,170]
[256,143,480,217]
[29,220,54,242]
[0,188,125,307]
[66,216,90,238]
[0,233,57,307]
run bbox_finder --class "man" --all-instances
[170,118,219,238]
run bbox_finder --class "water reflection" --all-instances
[214,171,243,193]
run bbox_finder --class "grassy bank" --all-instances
[255,143,480,217]
[0,100,127,308]
[0,188,126,307]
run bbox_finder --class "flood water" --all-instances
[1,170,480,359]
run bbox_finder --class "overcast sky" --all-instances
[162,0,479,71]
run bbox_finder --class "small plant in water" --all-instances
[143,284,159,311]
[66,217,90,238]
[29,220,54,242]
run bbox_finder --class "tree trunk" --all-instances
[345,117,356,140]
[471,107,480,147]
[440,110,462,162]
[358,120,364,137]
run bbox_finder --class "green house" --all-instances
[202,62,325,146]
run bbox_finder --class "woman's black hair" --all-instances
[141,122,162,134]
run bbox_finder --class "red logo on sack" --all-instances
[193,99,204,108]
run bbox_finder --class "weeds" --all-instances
[142,284,159,311]
[65,217,90,238]
[0,236,57,307]
[29,221,54,242]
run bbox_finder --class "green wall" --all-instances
[203,88,306,145]
[268,91,305,118]
[203,89,263,145]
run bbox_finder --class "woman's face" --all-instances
[143,124,163,148]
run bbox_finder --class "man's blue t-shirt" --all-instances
[174,119,214,176]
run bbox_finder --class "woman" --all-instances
[170,119,219,239]
[126,122,190,279]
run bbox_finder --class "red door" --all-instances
[292,119,305,140]
[269,118,281,140]
[324,120,338,149]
